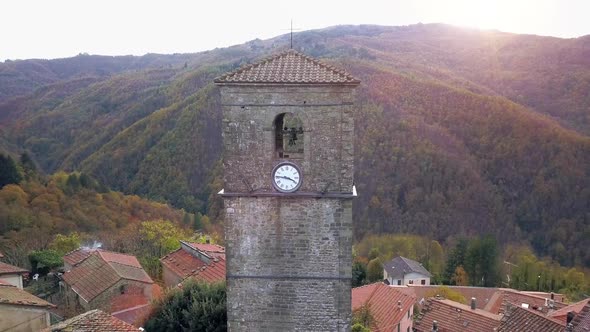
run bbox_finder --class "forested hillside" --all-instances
[0,24,588,268]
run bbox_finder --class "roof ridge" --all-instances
[214,49,360,85]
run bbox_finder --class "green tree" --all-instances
[444,238,468,284]
[145,280,226,332]
[366,258,383,282]
[50,233,81,256]
[352,303,375,331]
[28,250,63,273]
[0,154,22,188]
[352,261,368,287]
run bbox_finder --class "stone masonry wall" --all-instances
[220,85,355,194]
[220,83,356,331]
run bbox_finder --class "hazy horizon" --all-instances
[3,0,589,62]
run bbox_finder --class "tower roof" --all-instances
[214,49,360,86]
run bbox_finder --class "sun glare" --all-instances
[434,0,539,33]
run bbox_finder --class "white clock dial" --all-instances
[272,162,302,193]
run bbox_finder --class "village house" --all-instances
[413,297,502,332]
[160,240,226,288]
[0,260,28,289]
[61,249,153,314]
[352,282,415,332]
[42,309,140,331]
[0,280,55,332]
[383,256,432,286]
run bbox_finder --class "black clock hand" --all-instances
[277,175,297,184]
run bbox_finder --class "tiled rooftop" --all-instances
[549,298,590,324]
[214,49,360,85]
[63,248,96,267]
[42,309,139,331]
[409,285,500,310]
[571,302,590,331]
[0,261,28,275]
[161,243,226,283]
[112,303,152,327]
[63,251,152,303]
[487,288,567,315]
[383,256,432,280]
[352,282,415,332]
[414,298,501,332]
[497,304,565,332]
[0,282,54,308]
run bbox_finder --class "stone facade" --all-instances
[0,304,51,332]
[219,79,357,331]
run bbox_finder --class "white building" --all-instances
[383,256,432,286]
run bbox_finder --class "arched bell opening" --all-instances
[274,112,304,159]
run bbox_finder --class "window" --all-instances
[397,323,400,332]
[408,280,414,285]
[421,279,426,285]
[397,280,401,286]
[274,113,303,158]
[407,309,410,318]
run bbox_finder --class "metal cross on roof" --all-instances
[282,20,302,49]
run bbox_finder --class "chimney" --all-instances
[550,292,554,300]
[567,311,575,324]
[471,297,476,310]
[398,300,402,311]
[432,320,438,331]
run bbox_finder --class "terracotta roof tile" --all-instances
[161,242,226,284]
[214,49,360,85]
[63,252,152,303]
[0,283,55,308]
[414,298,501,332]
[63,248,96,266]
[112,303,152,327]
[43,309,139,331]
[571,302,590,331]
[352,283,415,332]
[497,304,565,332]
[549,298,590,324]
[0,261,28,275]
[409,285,500,310]
[487,288,567,315]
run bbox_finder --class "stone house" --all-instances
[352,282,415,332]
[0,261,28,289]
[383,256,432,286]
[160,241,225,288]
[61,250,153,314]
[0,280,55,332]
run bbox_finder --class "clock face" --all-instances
[272,162,302,193]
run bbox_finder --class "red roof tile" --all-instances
[0,261,28,275]
[414,298,501,332]
[98,251,143,268]
[0,283,55,308]
[64,248,96,267]
[549,298,590,324]
[112,303,152,327]
[571,302,590,331]
[63,252,152,303]
[43,309,139,331]
[409,285,500,310]
[214,49,360,85]
[497,304,565,332]
[487,288,567,315]
[161,242,226,284]
[352,283,415,332]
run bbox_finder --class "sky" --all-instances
[2,0,589,61]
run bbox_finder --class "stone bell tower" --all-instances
[215,50,359,331]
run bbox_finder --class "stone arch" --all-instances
[273,112,304,158]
